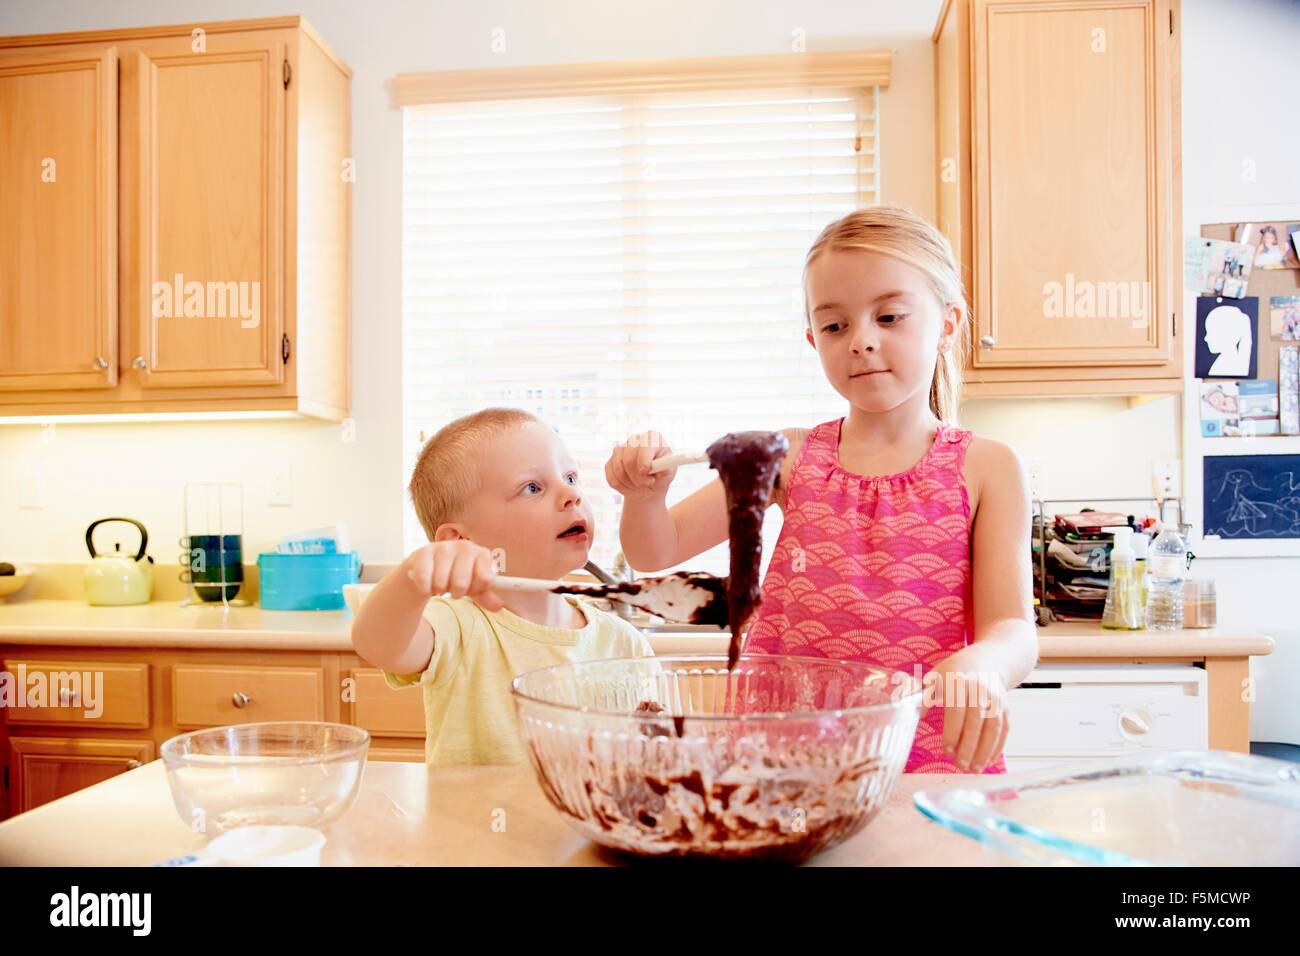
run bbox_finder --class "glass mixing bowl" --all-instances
[513,654,922,861]
[160,721,369,834]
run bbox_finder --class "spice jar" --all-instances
[1183,578,1216,628]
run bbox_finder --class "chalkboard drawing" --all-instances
[1204,457,1300,539]
[1223,482,1267,533]
[1205,304,1253,376]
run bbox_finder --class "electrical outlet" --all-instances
[1023,456,1045,500]
[269,461,293,507]
[1151,458,1181,499]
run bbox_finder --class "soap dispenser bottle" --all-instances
[1101,526,1144,630]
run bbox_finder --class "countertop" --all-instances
[0,759,990,866]
[0,599,1276,658]
[0,599,356,651]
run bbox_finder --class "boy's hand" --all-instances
[919,646,1010,773]
[606,430,676,501]
[402,540,505,612]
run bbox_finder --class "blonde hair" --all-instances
[804,206,967,423]
[409,407,541,539]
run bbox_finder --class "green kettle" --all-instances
[84,518,154,606]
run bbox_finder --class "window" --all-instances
[402,82,881,574]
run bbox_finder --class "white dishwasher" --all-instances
[1003,663,1208,773]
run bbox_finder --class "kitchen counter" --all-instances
[646,621,1275,658]
[0,758,990,866]
[0,602,1271,754]
[0,599,356,651]
[0,600,1276,658]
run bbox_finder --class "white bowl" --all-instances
[342,582,375,613]
[0,566,35,602]
[209,825,326,866]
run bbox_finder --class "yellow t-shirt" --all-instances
[384,596,654,766]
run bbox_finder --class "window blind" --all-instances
[402,85,880,574]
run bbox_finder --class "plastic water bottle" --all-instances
[1145,503,1187,630]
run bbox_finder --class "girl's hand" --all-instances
[402,540,505,612]
[920,646,1010,773]
[605,431,677,501]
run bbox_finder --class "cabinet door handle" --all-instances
[979,335,996,348]
[232,692,252,709]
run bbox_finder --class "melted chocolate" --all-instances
[632,698,688,739]
[679,575,728,627]
[706,430,789,668]
[528,732,886,861]
[553,571,728,626]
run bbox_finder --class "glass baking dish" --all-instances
[913,750,1300,866]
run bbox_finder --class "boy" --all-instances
[351,407,653,766]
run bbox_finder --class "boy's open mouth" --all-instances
[557,521,588,539]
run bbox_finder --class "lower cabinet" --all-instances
[0,647,425,819]
[8,737,154,814]
[172,664,326,729]
[345,667,425,740]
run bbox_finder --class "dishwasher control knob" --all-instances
[1118,708,1153,738]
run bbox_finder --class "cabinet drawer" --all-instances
[348,669,426,738]
[2,659,150,729]
[172,665,324,729]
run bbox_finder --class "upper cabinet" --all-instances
[121,37,286,389]
[0,17,351,419]
[934,0,1182,397]
[0,47,117,392]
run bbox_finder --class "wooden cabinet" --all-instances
[345,667,426,739]
[121,37,286,389]
[0,645,421,819]
[8,737,153,813]
[934,0,1182,396]
[0,47,117,392]
[172,663,324,729]
[2,658,150,728]
[0,17,350,419]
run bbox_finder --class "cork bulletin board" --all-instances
[1190,221,1300,554]
[1199,222,1300,386]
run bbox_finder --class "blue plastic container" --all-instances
[257,552,360,610]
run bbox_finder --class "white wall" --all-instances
[0,0,1296,742]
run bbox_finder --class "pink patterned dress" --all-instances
[744,418,1007,774]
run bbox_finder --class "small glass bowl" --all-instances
[160,721,369,834]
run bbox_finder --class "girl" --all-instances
[606,206,1038,774]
